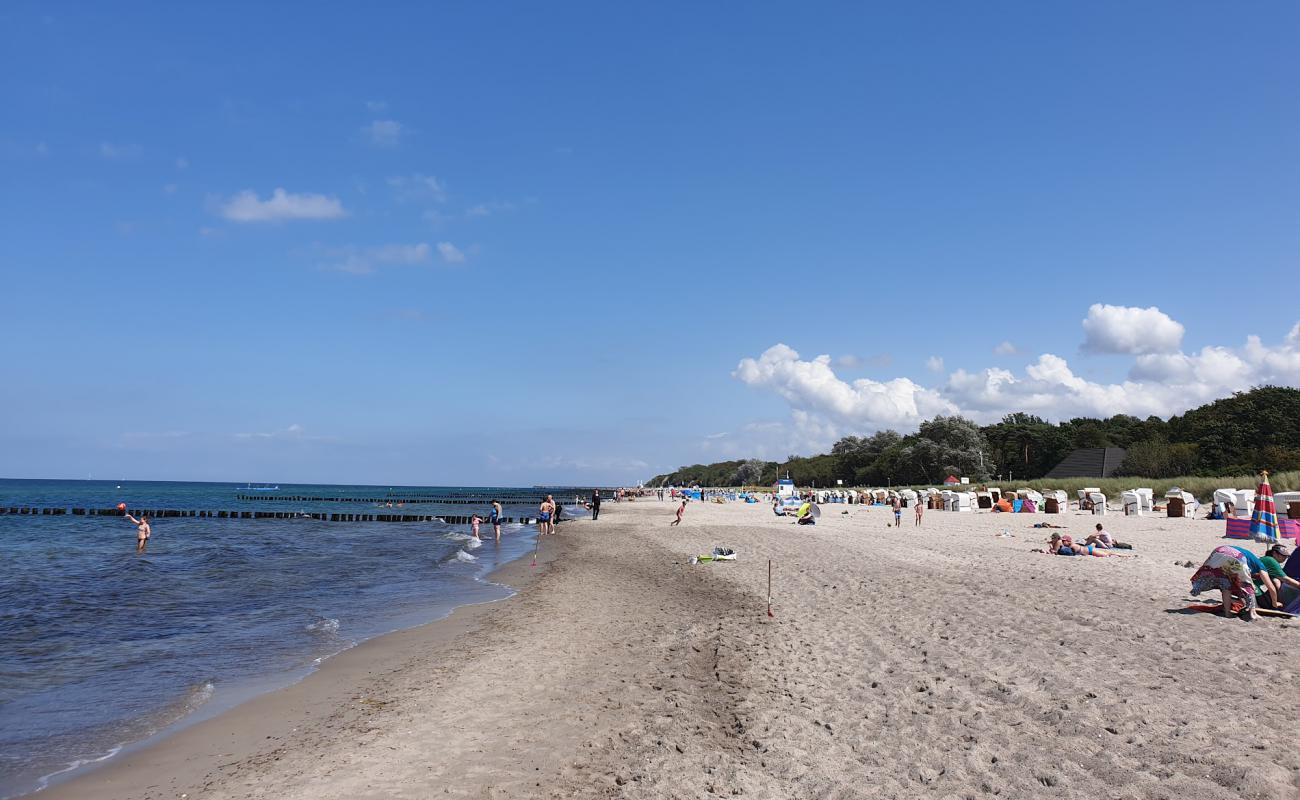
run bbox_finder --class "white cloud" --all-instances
[734,311,1300,450]
[1081,303,1184,355]
[733,344,958,450]
[389,173,446,203]
[234,423,318,441]
[437,242,466,264]
[220,188,347,222]
[364,119,404,147]
[321,242,432,275]
[836,354,863,369]
[925,356,944,373]
[99,141,140,159]
[465,201,514,218]
[993,341,1017,356]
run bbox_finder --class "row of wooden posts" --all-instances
[0,507,539,525]
[233,494,547,504]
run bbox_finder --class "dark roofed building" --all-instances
[1044,447,1127,479]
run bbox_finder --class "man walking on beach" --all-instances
[914,500,924,527]
[670,500,686,526]
[590,489,601,521]
[892,495,902,528]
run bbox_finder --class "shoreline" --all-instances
[34,533,564,800]
[29,501,1300,799]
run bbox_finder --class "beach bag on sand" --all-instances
[1114,541,1133,549]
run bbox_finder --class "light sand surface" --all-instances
[44,500,1299,799]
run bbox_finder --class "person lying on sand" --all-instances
[1032,522,1067,529]
[1034,533,1135,558]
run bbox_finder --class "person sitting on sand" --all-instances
[1260,545,1299,607]
[670,500,686,526]
[796,500,816,525]
[1081,523,1113,549]
[1190,545,1282,621]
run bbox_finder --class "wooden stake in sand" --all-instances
[531,532,541,568]
[767,559,774,617]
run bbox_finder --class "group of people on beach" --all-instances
[1190,542,1298,621]
[469,500,506,541]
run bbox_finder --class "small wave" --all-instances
[464,537,482,550]
[182,681,215,713]
[34,744,124,792]
[455,550,478,562]
[306,617,341,635]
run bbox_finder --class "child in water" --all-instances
[470,513,481,540]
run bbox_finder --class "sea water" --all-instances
[0,479,581,799]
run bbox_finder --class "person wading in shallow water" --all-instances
[125,513,151,554]
[489,500,503,541]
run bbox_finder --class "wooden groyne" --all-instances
[234,494,549,504]
[0,507,539,525]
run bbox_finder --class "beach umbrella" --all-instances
[1250,470,1280,543]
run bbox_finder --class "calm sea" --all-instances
[0,479,585,799]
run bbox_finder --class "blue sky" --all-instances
[2,2,1299,485]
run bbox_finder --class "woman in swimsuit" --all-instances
[126,513,151,554]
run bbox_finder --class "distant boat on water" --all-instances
[241,483,279,491]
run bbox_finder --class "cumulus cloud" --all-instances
[364,119,404,147]
[993,341,1017,356]
[1081,303,1184,354]
[388,173,446,203]
[321,242,432,275]
[220,188,347,222]
[735,312,1300,453]
[925,356,945,373]
[734,345,957,443]
[437,242,466,264]
[99,141,140,159]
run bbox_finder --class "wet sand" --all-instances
[42,500,1300,799]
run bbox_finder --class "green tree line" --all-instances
[648,386,1300,487]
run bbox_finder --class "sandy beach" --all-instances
[43,499,1299,800]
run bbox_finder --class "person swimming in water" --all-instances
[125,512,151,554]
